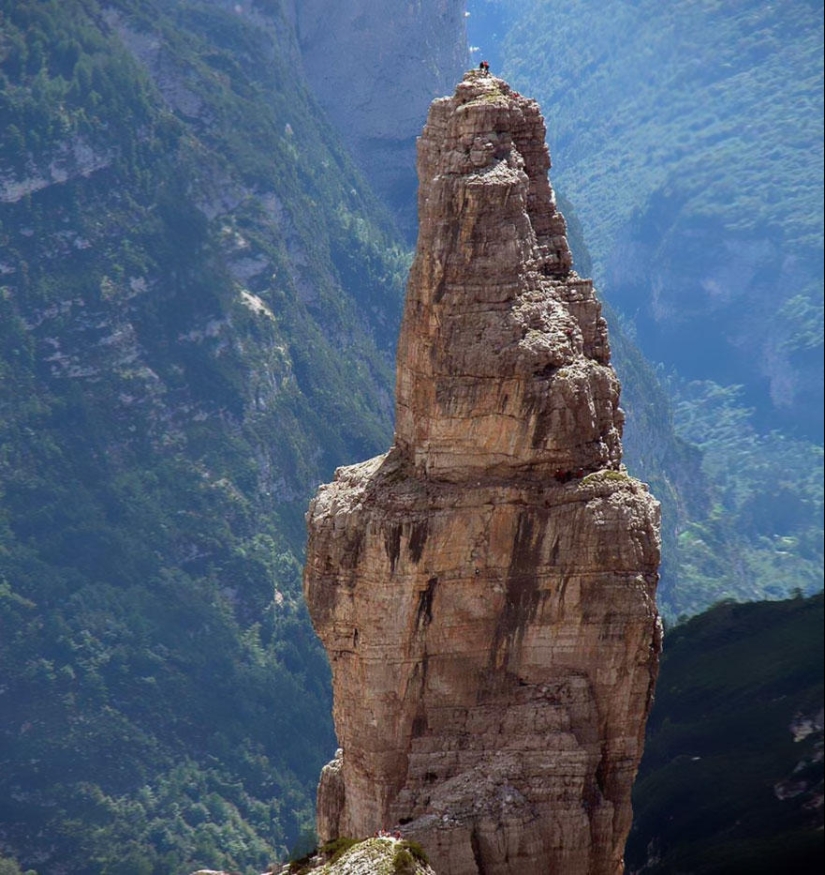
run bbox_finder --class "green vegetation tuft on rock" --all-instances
[392,848,416,874]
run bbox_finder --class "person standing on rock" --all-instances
[479,59,490,74]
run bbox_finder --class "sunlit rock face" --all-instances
[304,72,662,875]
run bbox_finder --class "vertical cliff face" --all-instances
[291,0,467,235]
[304,72,662,875]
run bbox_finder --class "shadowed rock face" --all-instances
[292,0,467,238]
[304,72,661,875]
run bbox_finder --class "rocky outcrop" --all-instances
[279,837,437,875]
[0,137,113,204]
[304,72,661,875]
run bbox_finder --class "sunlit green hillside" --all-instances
[505,0,823,259]
[0,1,408,871]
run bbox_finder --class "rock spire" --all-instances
[303,71,661,875]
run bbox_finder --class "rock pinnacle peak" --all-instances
[395,71,618,482]
[304,75,661,875]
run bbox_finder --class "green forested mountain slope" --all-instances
[500,0,824,438]
[0,1,409,871]
[627,593,824,874]
[504,0,823,267]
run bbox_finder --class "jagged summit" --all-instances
[416,70,573,277]
[395,71,620,482]
[303,74,661,875]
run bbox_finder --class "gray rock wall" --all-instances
[292,0,468,236]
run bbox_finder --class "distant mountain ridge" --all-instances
[289,0,468,239]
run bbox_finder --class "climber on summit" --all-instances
[479,59,490,74]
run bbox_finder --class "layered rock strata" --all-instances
[304,72,661,875]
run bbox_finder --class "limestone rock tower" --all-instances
[303,71,661,875]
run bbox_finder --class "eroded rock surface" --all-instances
[304,71,661,875]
